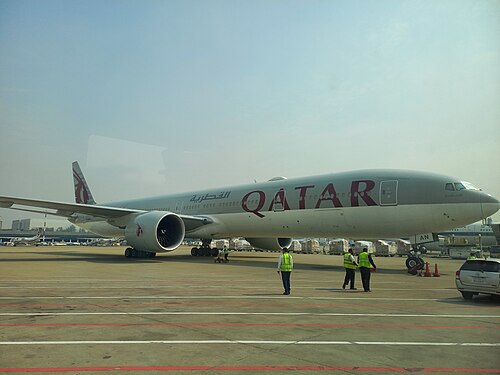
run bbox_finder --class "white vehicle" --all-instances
[0,161,499,259]
[455,259,500,299]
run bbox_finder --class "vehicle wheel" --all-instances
[211,248,219,257]
[191,247,198,256]
[461,291,474,300]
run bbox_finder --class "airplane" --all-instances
[5,227,43,247]
[418,222,498,252]
[0,161,498,258]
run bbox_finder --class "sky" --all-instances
[0,0,499,229]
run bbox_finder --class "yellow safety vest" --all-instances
[358,252,372,268]
[280,253,293,272]
[343,253,356,269]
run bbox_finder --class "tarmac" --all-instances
[0,245,499,374]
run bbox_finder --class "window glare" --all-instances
[461,181,480,190]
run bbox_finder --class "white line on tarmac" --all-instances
[1,312,499,318]
[0,296,455,301]
[0,340,497,346]
[0,286,442,290]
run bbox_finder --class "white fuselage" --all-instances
[71,169,499,244]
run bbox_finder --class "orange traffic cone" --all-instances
[433,263,440,277]
[424,262,432,277]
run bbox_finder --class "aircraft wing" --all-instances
[0,195,141,218]
[0,196,212,231]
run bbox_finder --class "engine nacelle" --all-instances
[245,237,292,252]
[124,211,185,253]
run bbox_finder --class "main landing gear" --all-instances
[124,247,156,258]
[191,239,219,257]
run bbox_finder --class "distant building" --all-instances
[20,219,31,231]
[12,220,20,230]
[11,219,31,230]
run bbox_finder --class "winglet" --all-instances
[72,161,96,205]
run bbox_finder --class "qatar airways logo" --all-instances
[73,172,90,204]
[241,180,377,218]
[136,224,143,237]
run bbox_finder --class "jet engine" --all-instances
[124,211,185,253]
[245,237,292,252]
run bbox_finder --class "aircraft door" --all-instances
[380,180,398,206]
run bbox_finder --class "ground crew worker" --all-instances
[277,247,293,295]
[467,252,477,260]
[223,245,230,262]
[358,247,376,292]
[342,248,358,290]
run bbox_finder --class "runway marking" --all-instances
[1,312,499,318]
[0,340,498,346]
[0,296,464,301]
[0,301,493,311]
[0,323,497,329]
[0,366,498,373]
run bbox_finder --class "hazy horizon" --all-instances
[1,0,499,229]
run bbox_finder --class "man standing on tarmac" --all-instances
[342,248,358,290]
[223,245,230,262]
[277,247,293,295]
[358,247,377,292]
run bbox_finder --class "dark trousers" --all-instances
[281,271,291,293]
[343,268,356,288]
[359,267,371,291]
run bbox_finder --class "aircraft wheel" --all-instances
[406,256,424,270]
[131,249,138,258]
[191,247,198,256]
[211,248,219,257]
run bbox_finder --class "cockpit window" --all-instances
[461,181,480,191]
[447,181,481,191]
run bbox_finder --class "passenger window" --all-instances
[454,183,465,191]
[445,183,455,191]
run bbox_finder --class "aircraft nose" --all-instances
[481,193,500,218]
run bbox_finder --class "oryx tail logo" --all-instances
[72,161,95,205]
[136,224,143,237]
[73,171,90,204]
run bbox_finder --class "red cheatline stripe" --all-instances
[0,323,497,329]
[0,366,499,373]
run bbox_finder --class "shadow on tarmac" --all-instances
[0,250,454,277]
[438,295,500,305]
